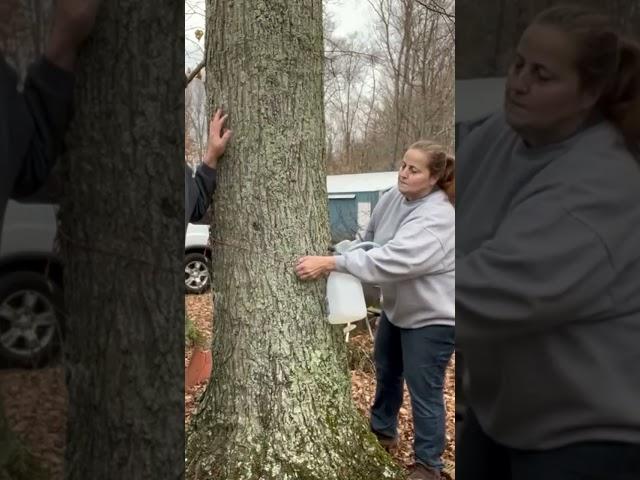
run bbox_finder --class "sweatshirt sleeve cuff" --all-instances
[29,57,75,100]
[334,255,348,272]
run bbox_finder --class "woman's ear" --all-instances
[579,82,603,112]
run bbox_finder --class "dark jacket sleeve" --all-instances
[8,57,75,198]
[185,163,217,226]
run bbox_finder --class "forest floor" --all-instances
[0,291,456,480]
[185,292,456,479]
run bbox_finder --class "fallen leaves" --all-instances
[0,365,67,480]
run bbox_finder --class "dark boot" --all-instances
[408,463,441,480]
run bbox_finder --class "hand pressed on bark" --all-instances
[203,108,233,168]
[295,256,336,280]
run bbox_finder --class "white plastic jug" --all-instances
[326,271,367,324]
[325,241,380,327]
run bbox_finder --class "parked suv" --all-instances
[0,195,215,365]
[0,199,62,367]
[185,208,212,295]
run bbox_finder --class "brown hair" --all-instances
[408,140,455,204]
[533,5,640,144]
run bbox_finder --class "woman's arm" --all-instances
[335,216,451,284]
[296,214,452,283]
[456,192,615,343]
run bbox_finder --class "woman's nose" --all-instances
[509,69,531,94]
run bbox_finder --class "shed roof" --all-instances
[326,171,398,194]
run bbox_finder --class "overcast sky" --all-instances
[185,0,376,69]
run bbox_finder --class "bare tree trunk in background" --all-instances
[185,1,404,479]
[59,2,184,479]
[366,0,454,167]
[399,0,414,141]
[391,3,406,166]
[324,0,453,172]
[185,77,208,166]
[326,37,369,172]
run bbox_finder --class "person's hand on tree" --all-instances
[295,256,336,281]
[45,0,101,71]
[203,109,233,169]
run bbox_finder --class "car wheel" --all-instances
[184,252,211,294]
[0,271,64,367]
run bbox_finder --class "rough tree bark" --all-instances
[58,2,184,479]
[185,1,405,479]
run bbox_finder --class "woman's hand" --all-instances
[295,256,336,280]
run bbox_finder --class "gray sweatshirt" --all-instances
[335,186,455,329]
[456,111,640,449]
[184,163,217,230]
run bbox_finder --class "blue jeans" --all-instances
[370,312,454,470]
[458,409,640,480]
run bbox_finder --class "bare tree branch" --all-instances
[324,48,382,63]
[414,0,454,20]
[185,59,205,88]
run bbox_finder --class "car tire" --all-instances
[0,271,64,368]
[184,252,211,295]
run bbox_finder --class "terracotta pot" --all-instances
[185,346,212,390]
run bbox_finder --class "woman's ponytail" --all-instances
[438,155,455,205]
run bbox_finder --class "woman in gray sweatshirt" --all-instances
[456,6,640,479]
[295,141,455,480]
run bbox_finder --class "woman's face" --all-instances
[398,149,437,200]
[504,23,599,144]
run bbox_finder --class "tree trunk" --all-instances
[185,1,404,479]
[59,2,184,479]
